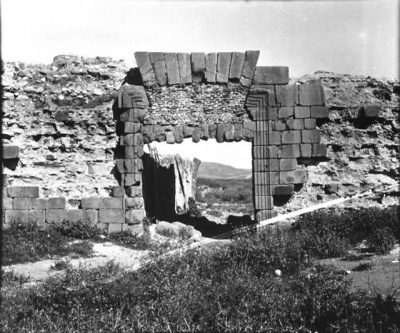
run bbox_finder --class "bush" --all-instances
[290,205,399,258]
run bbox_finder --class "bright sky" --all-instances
[2,0,398,168]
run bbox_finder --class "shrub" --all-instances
[53,219,101,239]
[290,205,399,257]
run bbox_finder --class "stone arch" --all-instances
[114,51,329,223]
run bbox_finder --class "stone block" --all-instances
[254,159,279,172]
[248,86,276,106]
[103,198,124,209]
[272,120,286,131]
[229,52,245,81]
[254,184,271,196]
[122,223,144,236]
[201,124,210,140]
[252,145,278,159]
[177,53,192,84]
[126,186,142,198]
[304,118,317,129]
[124,122,141,134]
[85,210,99,225]
[164,53,180,85]
[301,129,321,143]
[31,198,49,209]
[5,210,29,224]
[7,186,39,198]
[205,53,217,83]
[13,198,32,210]
[107,223,122,234]
[141,125,155,143]
[271,184,294,196]
[311,106,329,118]
[224,124,235,142]
[216,124,226,143]
[112,186,125,198]
[2,174,8,187]
[183,125,194,138]
[173,125,184,143]
[362,105,379,118]
[254,172,279,185]
[134,52,156,86]
[312,143,327,157]
[46,209,68,224]
[282,131,301,144]
[191,53,206,83]
[208,124,217,139]
[3,198,13,210]
[280,159,297,171]
[29,210,45,226]
[253,66,289,85]
[279,169,307,184]
[275,85,297,107]
[233,123,243,141]
[66,209,84,223]
[295,106,311,118]
[277,144,300,158]
[255,210,277,221]
[120,85,149,109]
[300,144,312,157]
[253,131,280,146]
[216,52,232,83]
[241,50,260,80]
[123,173,141,187]
[81,198,104,209]
[99,209,125,223]
[125,209,145,224]
[278,107,295,119]
[49,197,66,209]
[67,209,98,225]
[3,145,19,159]
[125,197,144,209]
[192,127,201,143]
[254,196,273,210]
[149,52,167,86]
[286,119,304,130]
[166,131,175,144]
[298,82,325,106]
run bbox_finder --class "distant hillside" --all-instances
[197,162,252,179]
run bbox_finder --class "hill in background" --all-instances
[197,162,252,180]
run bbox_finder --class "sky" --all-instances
[2,0,398,168]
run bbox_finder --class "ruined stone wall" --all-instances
[114,51,335,221]
[2,53,398,233]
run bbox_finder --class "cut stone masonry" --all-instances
[2,51,384,233]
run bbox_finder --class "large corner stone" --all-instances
[134,52,156,86]
[241,50,260,80]
[149,52,167,86]
[253,66,289,85]
[298,82,325,106]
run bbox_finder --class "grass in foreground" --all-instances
[1,224,399,332]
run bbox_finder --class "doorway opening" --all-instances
[143,139,254,237]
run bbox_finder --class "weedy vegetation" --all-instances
[1,205,399,332]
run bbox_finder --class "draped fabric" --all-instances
[142,147,200,221]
